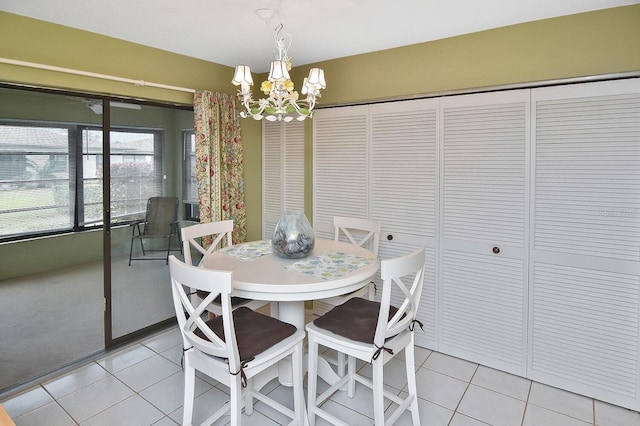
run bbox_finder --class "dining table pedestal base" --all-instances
[275,301,346,388]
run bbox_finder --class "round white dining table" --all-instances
[201,237,380,385]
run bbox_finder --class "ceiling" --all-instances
[1,0,638,73]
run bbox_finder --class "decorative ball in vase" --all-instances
[271,211,315,259]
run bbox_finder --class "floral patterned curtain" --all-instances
[193,90,247,244]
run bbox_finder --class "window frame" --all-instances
[0,120,165,241]
[0,83,193,243]
[84,126,164,226]
[182,129,199,222]
[0,120,77,240]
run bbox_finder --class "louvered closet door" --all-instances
[369,99,439,348]
[530,78,640,410]
[440,90,530,375]
[313,106,369,238]
[262,120,305,239]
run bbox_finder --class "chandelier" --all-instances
[232,24,326,122]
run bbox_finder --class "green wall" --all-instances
[300,5,640,106]
[1,5,639,279]
[287,4,640,222]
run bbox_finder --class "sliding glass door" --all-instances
[109,102,180,340]
[0,85,194,392]
[107,101,193,342]
[0,87,105,391]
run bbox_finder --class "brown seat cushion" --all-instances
[313,297,398,344]
[196,307,296,362]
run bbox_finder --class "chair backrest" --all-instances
[144,197,179,236]
[181,220,234,267]
[333,216,381,256]
[168,255,240,369]
[374,247,426,346]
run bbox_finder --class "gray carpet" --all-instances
[111,256,174,338]
[0,256,175,392]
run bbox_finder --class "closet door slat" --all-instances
[313,106,369,238]
[370,98,439,347]
[530,79,640,409]
[440,90,530,375]
[262,120,305,239]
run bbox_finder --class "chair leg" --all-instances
[230,376,242,426]
[347,355,356,398]
[137,225,147,256]
[166,235,171,265]
[129,236,145,265]
[372,358,385,426]
[269,302,278,318]
[182,357,196,426]
[405,340,421,425]
[292,342,305,425]
[307,336,319,426]
[244,377,254,415]
[128,226,136,266]
[175,223,183,254]
[167,223,181,264]
[337,352,346,376]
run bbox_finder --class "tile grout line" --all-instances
[110,349,184,423]
[38,382,80,425]
[81,351,174,425]
[71,365,135,425]
[524,383,598,425]
[6,331,637,426]
[520,380,533,426]
[70,337,182,425]
[447,363,480,425]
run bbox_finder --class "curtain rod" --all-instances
[0,57,196,94]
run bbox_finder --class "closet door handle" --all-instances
[492,246,500,254]
[387,234,393,241]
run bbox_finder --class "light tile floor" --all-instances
[3,322,640,426]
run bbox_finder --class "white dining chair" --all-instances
[181,220,272,315]
[306,246,426,426]
[314,216,381,374]
[168,255,306,426]
[334,216,380,298]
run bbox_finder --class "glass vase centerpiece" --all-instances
[271,211,315,259]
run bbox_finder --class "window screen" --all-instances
[0,125,73,237]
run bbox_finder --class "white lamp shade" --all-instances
[232,66,253,86]
[231,25,326,122]
[268,61,290,82]
[307,68,326,89]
